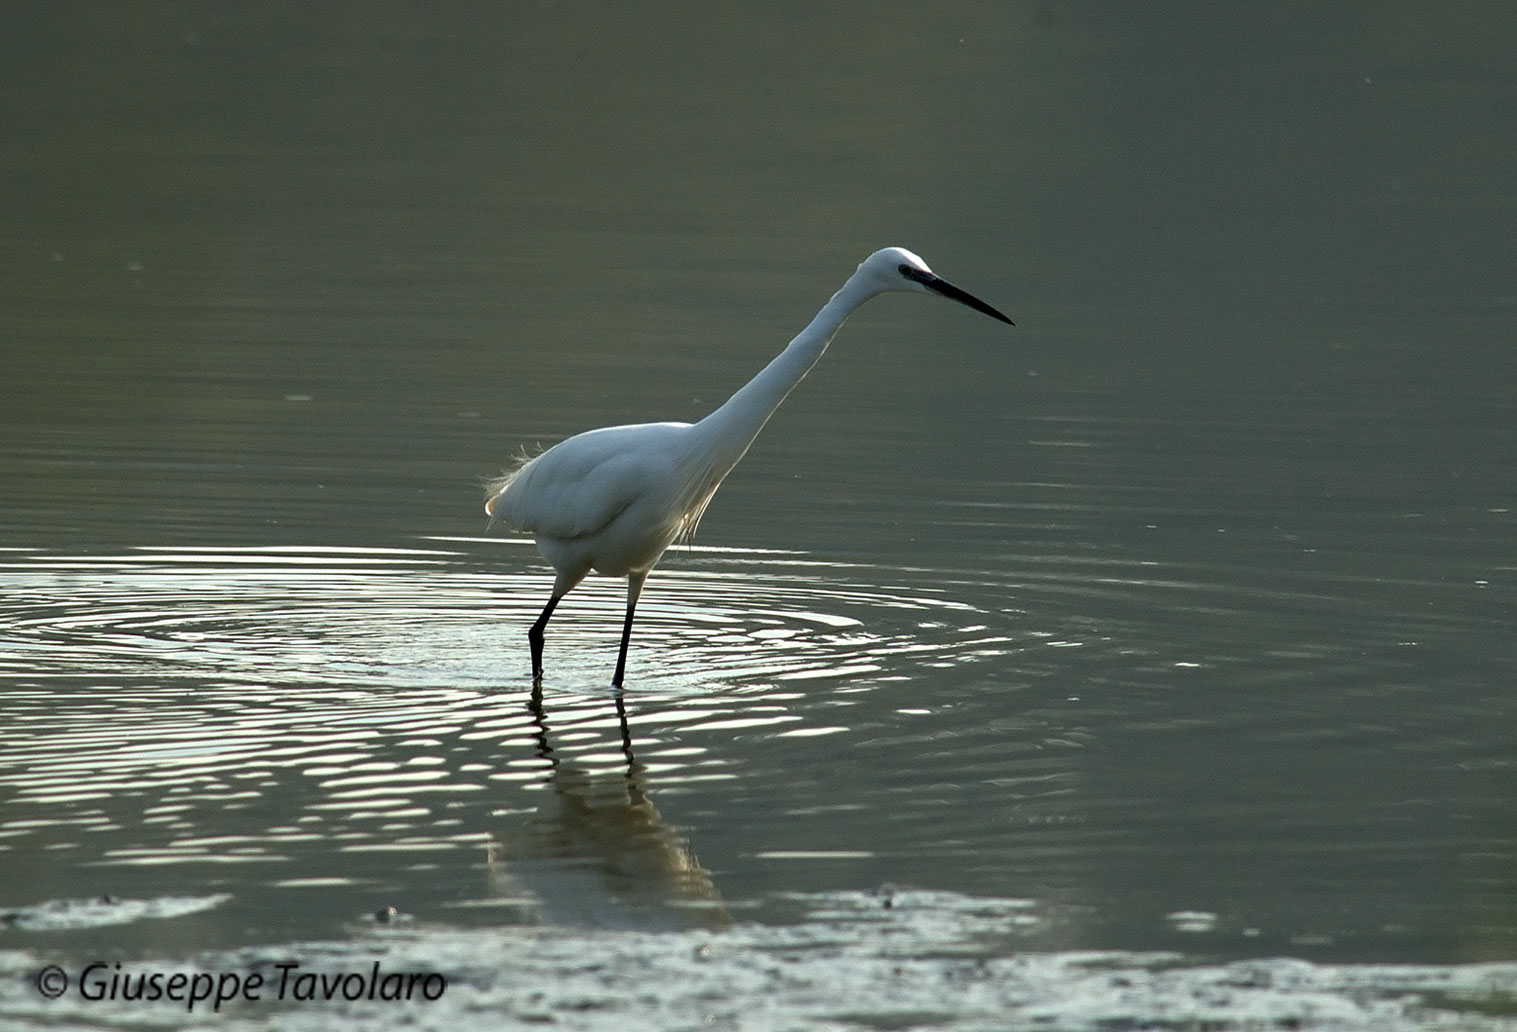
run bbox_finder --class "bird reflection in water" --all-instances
[487,687,729,931]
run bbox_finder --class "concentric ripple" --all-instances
[0,536,1509,965]
[0,541,1013,691]
[0,541,1020,925]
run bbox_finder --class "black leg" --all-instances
[611,574,646,688]
[528,592,562,684]
[613,689,634,765]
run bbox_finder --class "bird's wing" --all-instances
[487,422,688,541]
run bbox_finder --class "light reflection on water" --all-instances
[0,543,1020,923]
[2,3,1511,1023]
[0,542,1009,691]
[0,537,1511,970]
[2,891,1514,1031]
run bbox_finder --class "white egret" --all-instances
[485,247,1012,686]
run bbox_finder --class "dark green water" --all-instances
[2,5,1514,1028]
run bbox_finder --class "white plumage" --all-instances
[486,247,1011,686]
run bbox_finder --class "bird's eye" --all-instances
[898,263,930,285]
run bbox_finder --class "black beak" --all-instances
[904,267,1013,325]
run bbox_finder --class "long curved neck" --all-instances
[687,271,878,477]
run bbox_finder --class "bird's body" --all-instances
[486,247,1011,686]
[490,421,703,578]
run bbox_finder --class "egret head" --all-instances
[855,247,1013,324]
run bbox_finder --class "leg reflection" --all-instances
[491,685,729,930]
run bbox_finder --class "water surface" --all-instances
[2,4,1515,1028]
